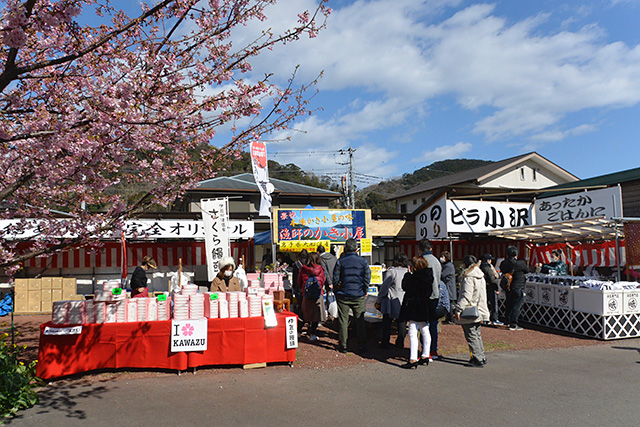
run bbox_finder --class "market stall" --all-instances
[490,217,640,340]
[37,312,296,380]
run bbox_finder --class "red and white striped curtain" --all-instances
[531,241,626,267]
[19,240,254,270]
[399,240,529,262]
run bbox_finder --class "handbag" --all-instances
[326,291,338,318]
[460,305,479,319]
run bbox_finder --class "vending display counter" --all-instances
[37,312,297,380]
[499,275,640,340]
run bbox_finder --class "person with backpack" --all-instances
[297,252,326,342]
[333,238,371,353]
[500,245,529,331]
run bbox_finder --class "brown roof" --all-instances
[389,152,577,200]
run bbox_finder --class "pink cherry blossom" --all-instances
[0,0,330,275]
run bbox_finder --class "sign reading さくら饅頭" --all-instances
[171,318,208,352]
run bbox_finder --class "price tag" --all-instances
[210,293,219,300]
[112,288,123,295]
[157,294,167,302]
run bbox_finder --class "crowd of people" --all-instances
[287,237,532,369]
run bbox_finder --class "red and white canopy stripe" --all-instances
[21,241,254,270]
[531,241,626,267]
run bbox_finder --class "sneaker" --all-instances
[429,352,440,360]
[308,335,318,342]
[491,321,504,326]
[467,357,485,368]
[338,347,347,354]
[509,325,524,331]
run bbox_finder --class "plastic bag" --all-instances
[234,264,248,290]
[326,291,338,318]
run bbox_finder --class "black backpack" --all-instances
[304,275,322,300]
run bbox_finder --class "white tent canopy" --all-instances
[487,217,620,243]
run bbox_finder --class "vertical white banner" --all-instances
[285,316,298,349]
[250,141,274,217]
[202,198,230,282]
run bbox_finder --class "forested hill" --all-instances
[355,158,493,213]
[195,153,493,213]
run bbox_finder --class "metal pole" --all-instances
[349,147,356,209]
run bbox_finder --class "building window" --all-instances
[532,168,537,181]
[421,197,426,202]
[413,199,417,205]
[520,167,525,181]
[400,204,407,213]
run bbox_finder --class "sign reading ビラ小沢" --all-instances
[416,196,533,239]
[170,318,208,352]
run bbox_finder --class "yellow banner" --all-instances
[360,238,372,256]
[370,265,383,285]
[279,240,330,253]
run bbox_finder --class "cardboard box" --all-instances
[573,288,624,315]
[14,301,29,313]
[14,291,28,303]
[538,285,554,307]
[553,285,575,310]
[52,289,63,301]
[63,278,77,290]
[40,300,53,312]
[28,290,41,303]
[41,288,52,301]
[63,289,76,300]
[40,277,52,290]
[28,278,41,291]
[623,290,640,314]
[51,278,63,289]
[28,301,41,312]
[524,282,539,304]
[14,278,28,291]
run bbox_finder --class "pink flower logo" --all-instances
[181,323,194,336]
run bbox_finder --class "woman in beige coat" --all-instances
[454,255,490,367]
[210,257,242,292]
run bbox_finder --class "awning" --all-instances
[487,217,622,243]
[254,230,272,245]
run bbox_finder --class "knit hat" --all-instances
[218,256,235,270]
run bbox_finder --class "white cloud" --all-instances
[222,1,640,178]
[419,142,472,163]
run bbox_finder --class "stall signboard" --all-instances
[416,196,533,239]
[43,326,82,335]
[279,240,330,253]
[370,265,383,285]
[360,238,372,256]
[274,209,371,243]
[285,316,298,349]
[535,186,623,224]
[0,219,254,240]
[171,318,208,352]
[202,198,231,282]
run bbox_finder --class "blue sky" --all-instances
[223,0,640,189]
[108,1,640,188]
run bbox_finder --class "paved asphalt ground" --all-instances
[8,339,640,426]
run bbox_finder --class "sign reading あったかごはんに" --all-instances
[171,318,208,352]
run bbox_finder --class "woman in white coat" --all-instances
[454,255,490,367]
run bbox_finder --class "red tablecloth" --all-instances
[37,312,297,380]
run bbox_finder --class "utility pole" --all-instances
[348,147,356,209]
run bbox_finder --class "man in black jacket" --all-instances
[499,246,529,331]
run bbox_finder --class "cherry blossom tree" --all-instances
[0,0,329,275]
